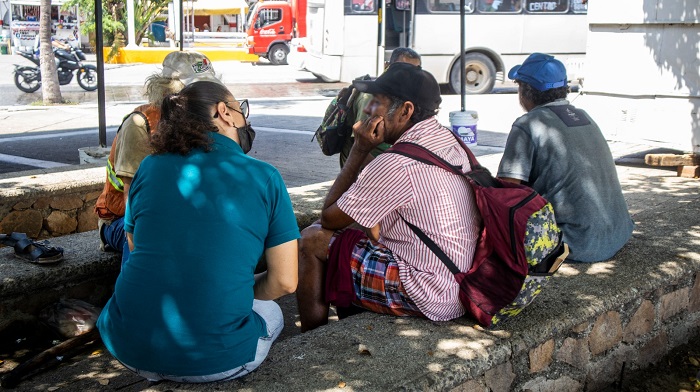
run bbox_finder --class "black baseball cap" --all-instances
[352,62,442,113]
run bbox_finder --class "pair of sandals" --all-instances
[0,232,64,264]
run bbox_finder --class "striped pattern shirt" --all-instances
[336,117,481,321]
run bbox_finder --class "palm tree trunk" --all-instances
[40,0,62,104]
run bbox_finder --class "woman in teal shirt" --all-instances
[97,81,300,383]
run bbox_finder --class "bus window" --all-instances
[570,0,587,13]
[524,0,568,13]
[346,0,376,13]
[428,0,474,13]
[478,0,522,13]
[395,0,411,11]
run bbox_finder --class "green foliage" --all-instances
[62,0,169,48]
[62,0,123,43]
[133,0,170,45]
[108,30,125,60]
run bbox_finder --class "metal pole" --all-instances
[191,5,195,45]
[376,0,383,76]
[402,9,406,47]
[460,0,465,112]
[409,0,415,47]
[179,0,184,50]
[95,0,106,147]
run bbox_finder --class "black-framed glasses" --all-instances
[214,99,249,120]
[224,99,249,119]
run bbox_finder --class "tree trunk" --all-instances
[40,0,62,104]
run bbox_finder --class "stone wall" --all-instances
[0,151,501,243]
[0,191,101,239]
[0,167,331,241]
[0,166,104,239]
[452,274,700,391]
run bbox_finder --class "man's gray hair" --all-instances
[144,74,186,107]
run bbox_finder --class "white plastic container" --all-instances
[449,110,478,147]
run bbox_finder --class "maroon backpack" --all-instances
[388,134,568,328]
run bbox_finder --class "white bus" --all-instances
[303,0,588,94]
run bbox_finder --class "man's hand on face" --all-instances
[352,115,385,154]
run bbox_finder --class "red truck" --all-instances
[246,0,307,65]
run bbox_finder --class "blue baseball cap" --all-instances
[508,53,567,91]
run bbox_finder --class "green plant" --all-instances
[133,0,170,46]
[62,0,124,46]
[108,31,125,61]
[62,0,169,59]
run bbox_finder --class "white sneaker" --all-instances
[97,219,114,252]
[98,219,106,251]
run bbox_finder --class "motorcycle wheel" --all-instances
[14,67,41,93]
[77,64,98,91]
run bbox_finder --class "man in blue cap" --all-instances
[497,53,633,263]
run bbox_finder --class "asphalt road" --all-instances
[0,53,349,183]
[0,53,520,186]
[0,98,344,187]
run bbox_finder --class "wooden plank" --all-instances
[677,165,700,178]
[645,154,699,167]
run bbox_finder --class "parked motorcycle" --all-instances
[13,45,98,93]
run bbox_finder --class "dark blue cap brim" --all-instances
[508,64,566,91]
[508,65,521,80]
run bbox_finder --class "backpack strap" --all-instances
[337,86,355,107]
[388,140,475,276]
[398,214,461,275]
[388,142,464,176]
[386,128,483,170]
[387,133,501,275]
[116,110,150,135]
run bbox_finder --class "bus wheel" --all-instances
[269,44,289,65]
[450,53,496,94]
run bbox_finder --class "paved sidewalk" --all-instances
[1,149,697,392]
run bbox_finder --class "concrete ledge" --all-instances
[1,165,699,391]
[0,231,121,332]
[0,165,104,201]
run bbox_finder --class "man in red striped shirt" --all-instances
[297,63,482,332]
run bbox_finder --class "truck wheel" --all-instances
[268,44,289,65]
[449,52,496,94]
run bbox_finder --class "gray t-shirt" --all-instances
[497,99,633,262]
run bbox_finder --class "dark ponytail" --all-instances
[159,93,186,125]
